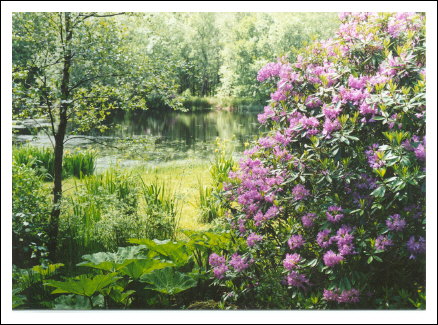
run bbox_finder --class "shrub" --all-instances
[12,163,51,267]
[212,12,426,309]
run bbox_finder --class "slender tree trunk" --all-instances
[48,12,72,260]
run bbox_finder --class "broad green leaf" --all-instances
[373,255,383,262]
[108,288,135,306]
[77,245,149,272]
[140,268,197,295]
[53,294,104,310]
[371,186,386,198]
[119,259,174,279]
[128,239,191,266]
[44,273,120,297]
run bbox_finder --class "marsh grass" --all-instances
[13,145,54,180]
[13,145,95,180]
[139,178,180,241]
[197,182,222,224]
[63,151,96,178]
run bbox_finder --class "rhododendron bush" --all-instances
[210,12,426,309]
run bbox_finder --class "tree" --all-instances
[12,12,183,260]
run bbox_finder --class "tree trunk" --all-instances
[48,12,72,261]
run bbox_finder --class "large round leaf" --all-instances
[140,268,196,295]
[77,245,148,272]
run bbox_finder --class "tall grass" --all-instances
[139,178,180,241]
[12,146,54,180]
[197,138,236,223]
[64,151,96,178]
[197,182,222,224]
[59,168,140,270]
[12,145,95,180]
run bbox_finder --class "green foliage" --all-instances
[198,138,236,223]
[119,259,175,280]
[139,179,180,240]
[44,273,120,297]
[182,96,261,111]
[140,268,197,295]
[52,294,104,310]
[58,169,142,268]
[129,12,338,103]
[128,239,191,267]
[77,245,149,272]
[63,150,96,178]
[197,184,222,223]
[218,13,339,102]
[13,228,239,309]
[12,163,50,267]
[58,169,185,270]
[12,145,54,180]
[13,145,95,180]
[210,138,236,188]
[12,263,64,309]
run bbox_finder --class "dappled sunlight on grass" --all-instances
[59,159,214,234]
[133,159,213,232]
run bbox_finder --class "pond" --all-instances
[13,108,265,171]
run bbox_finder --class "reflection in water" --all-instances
[14,108,266,169]
[104,109,264,151]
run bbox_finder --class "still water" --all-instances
[13,108,265,170]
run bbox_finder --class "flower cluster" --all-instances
[301,213,317,228]
[283,253,301,271]
[323,288,360,304]
[326,206,344,223]
[323,250,344,267]
[209,253,250,279]
[246,232,263,247]
[285,271,309,288]
[229,253,249,272]
[209,253,228,279]
[292,184,310,201]
[406,236,426,259]
[386,214,407,232]
[288,234,305,250]
[317,229,334,248]
[365,144,385,169]
[375,235,393,251]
